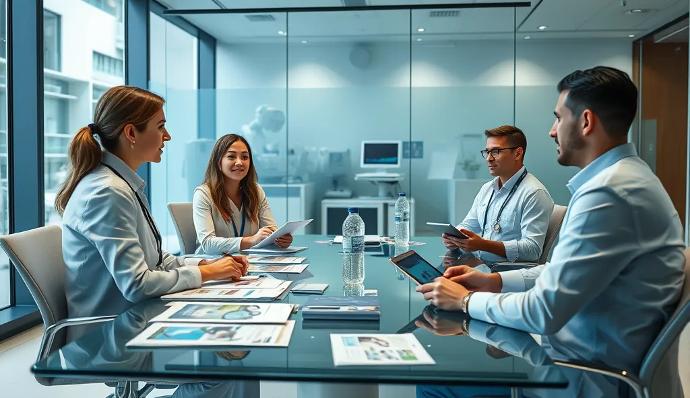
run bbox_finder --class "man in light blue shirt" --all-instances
[418,66,685,372]
[444,125,554,263]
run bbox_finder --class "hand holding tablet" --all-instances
[426,222,468,239]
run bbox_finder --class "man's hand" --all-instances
[198,256,246,282]
[454,229,487,252]
[416,277,470,311]
[274,233,293,248]
[444,265,502,293]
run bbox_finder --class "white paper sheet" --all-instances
[330,333,435,366]
[150,302,294,324]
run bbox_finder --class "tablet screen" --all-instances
[392,251,443,284]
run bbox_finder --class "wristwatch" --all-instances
[461,291,474,313]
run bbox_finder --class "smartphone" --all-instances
[389,250,444,285]
[426,222,469,239]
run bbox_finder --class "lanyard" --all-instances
[102,164,163,267]
[229,208,246,237]
[481,169,528,235]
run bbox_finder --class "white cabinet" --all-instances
[321,197,415,237]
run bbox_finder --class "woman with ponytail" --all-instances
[193,134,292,255]
[58,86,248,318]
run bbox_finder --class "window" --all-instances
[0,0,9,309]
[93,50,124,77]
[43,9,60,71]
[43,1,125,225]
[83,0,123,20]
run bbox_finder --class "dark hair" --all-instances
[202,134,261,225]
[557,66,637,137]
[484,125,527,156]
[55,86,165,214]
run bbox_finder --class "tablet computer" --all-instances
[426,222,468,239]
[389,250,444,285]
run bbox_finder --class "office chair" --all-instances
[554,247,690,398]
[0,225,173,397]
[490,204,567,272]
[167,202,198,254]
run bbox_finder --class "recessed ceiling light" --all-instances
[417,27,425,33]
[301,40,308,44]
[626,8,650,14]
[524,35,531,40]
[538,25,548,30]
[278,30,286,36]
[628,34,635,38]
[416,38,423,42]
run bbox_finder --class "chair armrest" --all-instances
[553,359,644,397]
[37,315,118,361]
[490,261,539,272]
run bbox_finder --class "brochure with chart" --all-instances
[248,264,308,274]
[162,281,291,301]
[202,277,287,290]
[247,255,306,264]
[150,302,295,324]
[126,321,295,348]
[330,333,435,366]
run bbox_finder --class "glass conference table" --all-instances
[32,235,576,395]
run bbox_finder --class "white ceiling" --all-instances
[157,0,689,43]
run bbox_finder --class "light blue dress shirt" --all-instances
[468,143,685,372]
[458,166,554,262]
[62,151,202,318]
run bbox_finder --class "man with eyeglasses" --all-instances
[443,125,554,264]
[418,66,685,376]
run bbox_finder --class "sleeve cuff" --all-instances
[467,291,492,322]
[183,257,203,267]
[499,269,526,292]
[503,240,519,261]
[177,264,202,289]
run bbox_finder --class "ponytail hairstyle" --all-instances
[202,134,261,225]
[54,86,165,215]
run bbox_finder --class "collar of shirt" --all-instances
[102,150,146,193]
[566,143,637,195]
[491,165,527,193]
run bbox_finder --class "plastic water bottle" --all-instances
[394,193,410,246]
[342,208,365,284]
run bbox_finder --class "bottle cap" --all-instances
[398,192,406,197]
[347,207,359,213]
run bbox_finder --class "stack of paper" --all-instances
[126,301,297,349]
[248,264,308,274]
[247,255,306,264]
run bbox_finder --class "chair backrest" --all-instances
[0,225,66,327]
[167,202,198,254]
[538,204,567,264]
[639,247,690,388]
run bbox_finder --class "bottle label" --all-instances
[343,235,364,253]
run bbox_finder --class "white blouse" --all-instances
[193,184,277,255]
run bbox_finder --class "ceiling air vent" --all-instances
[245,14,276,22]
[429,10,460,18]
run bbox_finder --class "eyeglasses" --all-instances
[480,146,518,159]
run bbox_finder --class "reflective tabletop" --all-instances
[32,235,570,390]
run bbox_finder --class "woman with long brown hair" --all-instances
[57,86,248,318]
[193,133,293,254]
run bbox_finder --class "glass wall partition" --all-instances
[149,12,199,252]
[287,10,411,235]
[43,0,125,225]
[0,0,9,309]
[411,7,516,228]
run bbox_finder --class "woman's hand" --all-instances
[250,226,274,246]
[198,255,248,282]
[274,233,293,248]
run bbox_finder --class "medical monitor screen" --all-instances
[361,141,401,168]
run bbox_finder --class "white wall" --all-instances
[215,38,631,233]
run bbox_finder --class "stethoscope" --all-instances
[481,169,528,235]
[102,164,163,268]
